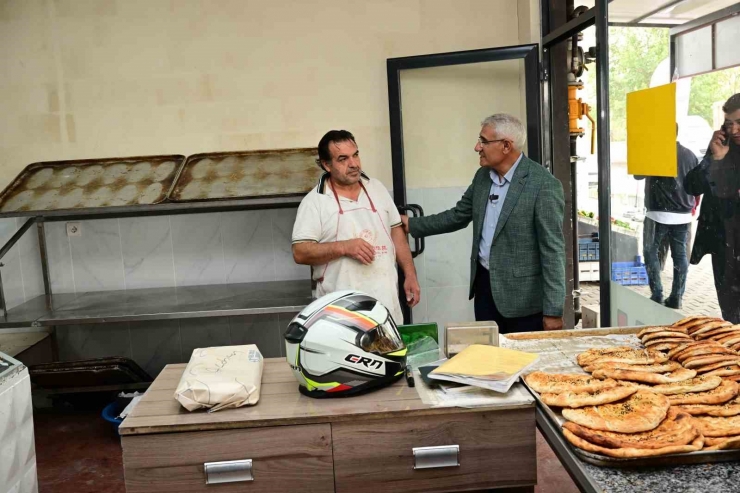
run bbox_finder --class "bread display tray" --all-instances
[502,327,740,467]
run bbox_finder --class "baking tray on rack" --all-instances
[503,327,740,468]
[168,148,323,202]
[0,155,185,214]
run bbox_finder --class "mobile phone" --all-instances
[720,124,729,146]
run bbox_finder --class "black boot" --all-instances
[664,296,682,309]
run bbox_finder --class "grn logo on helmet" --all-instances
[345,354,382,369]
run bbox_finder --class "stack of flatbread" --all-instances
[524,371,638,408]
[523,314,740,458]
[524,371,705,457]
[562,407,704,457]
[637,325,693,352]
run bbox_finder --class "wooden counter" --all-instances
[120,358,536,493]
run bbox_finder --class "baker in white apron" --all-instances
[315,177,404,323]
[291,130,420,325]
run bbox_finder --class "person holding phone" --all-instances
[684,93,740,323]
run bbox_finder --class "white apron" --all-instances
[315,179,404,324]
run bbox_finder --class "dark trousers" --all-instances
[473,263,543,333]
[712,251,740,324]
[643,218,690,301]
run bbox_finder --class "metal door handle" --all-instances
[413,445,460,469]
[397,204,425,258]
[204,459,253,484]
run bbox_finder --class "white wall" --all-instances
[0,0,539,375]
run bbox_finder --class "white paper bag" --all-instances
[174,345,264,412]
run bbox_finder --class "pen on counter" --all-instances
[405,365,415,387]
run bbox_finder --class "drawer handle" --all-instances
[412,445,460,470]
[204,459,253,484]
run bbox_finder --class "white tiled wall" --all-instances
[407,186,476,337]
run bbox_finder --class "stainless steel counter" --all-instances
[0,279,312,328]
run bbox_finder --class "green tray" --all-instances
[398,323,438,345]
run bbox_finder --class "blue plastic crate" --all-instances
[611,261,648,286]
[578,241,599,262]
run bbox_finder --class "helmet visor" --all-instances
[358,317,405,355]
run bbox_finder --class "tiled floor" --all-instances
[34,410,125,493]
[32,408,578,493]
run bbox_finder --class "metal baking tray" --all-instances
[0,155,185,214]
[29,357,152,389]
[504,327,740,468]
[168,148,323,202]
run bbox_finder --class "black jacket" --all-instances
[635,142,698,214]
[684,141,740,264]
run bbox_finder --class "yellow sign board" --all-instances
[626,83,677,177]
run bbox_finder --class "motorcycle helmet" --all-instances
[284,290,407,398]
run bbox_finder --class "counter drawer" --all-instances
[332,409,536,493]
[122,424,334,493]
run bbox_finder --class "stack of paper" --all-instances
[429,344,539,393]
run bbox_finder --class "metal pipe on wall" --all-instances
[595,0,612,328]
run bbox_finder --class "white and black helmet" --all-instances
[284,291,407,398]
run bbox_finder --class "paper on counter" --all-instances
[429,344,539,393]
[431,344,539,379]
[414,369,534,409]
[175,344,264,412]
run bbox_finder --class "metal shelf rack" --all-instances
[0,194,313,356]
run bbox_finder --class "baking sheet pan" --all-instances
[503,328,740,468]
[0,155,185,213]
[168,148,323,202]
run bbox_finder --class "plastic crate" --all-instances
[611,261,648,286]
[578,239,600,262]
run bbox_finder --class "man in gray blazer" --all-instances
[401,114,566,333]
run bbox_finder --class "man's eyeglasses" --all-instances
[477,137,506,146]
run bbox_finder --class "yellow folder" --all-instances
[431,344,538,380]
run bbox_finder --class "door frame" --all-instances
[386,43,542,206]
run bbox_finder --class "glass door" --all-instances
[387,45,542,334]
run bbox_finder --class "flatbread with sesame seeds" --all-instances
[667,379,739,405]
[688,321,732,336]
[683,354,740,369]
[523,372,619,394]
[623,375,723,395]
[692,322,736,337]
[677,346,737,363]
[576,347,638,366]
[644,338,694,348]
[703,436,740,451]
[641,331,692,343]
[668,342,703,359]
[704,434,740,447]
[583,361,682,374]
[671,315,716,328]
[562,408,696,449]
[638,326,689,338]
[696,325,740,340]
[703,366,740,377]
[562,429,703,457]
[561,391,670,433]
[693,415,740,437]
[650,342,683,352]
[695,359,740,374]
[674,396,740,417]
[540,385,637,408]
[591,367,696,384]
[577,348,668,367]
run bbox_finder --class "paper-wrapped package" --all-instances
[175,345,264,412]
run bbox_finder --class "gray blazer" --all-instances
[408,155,566,318]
